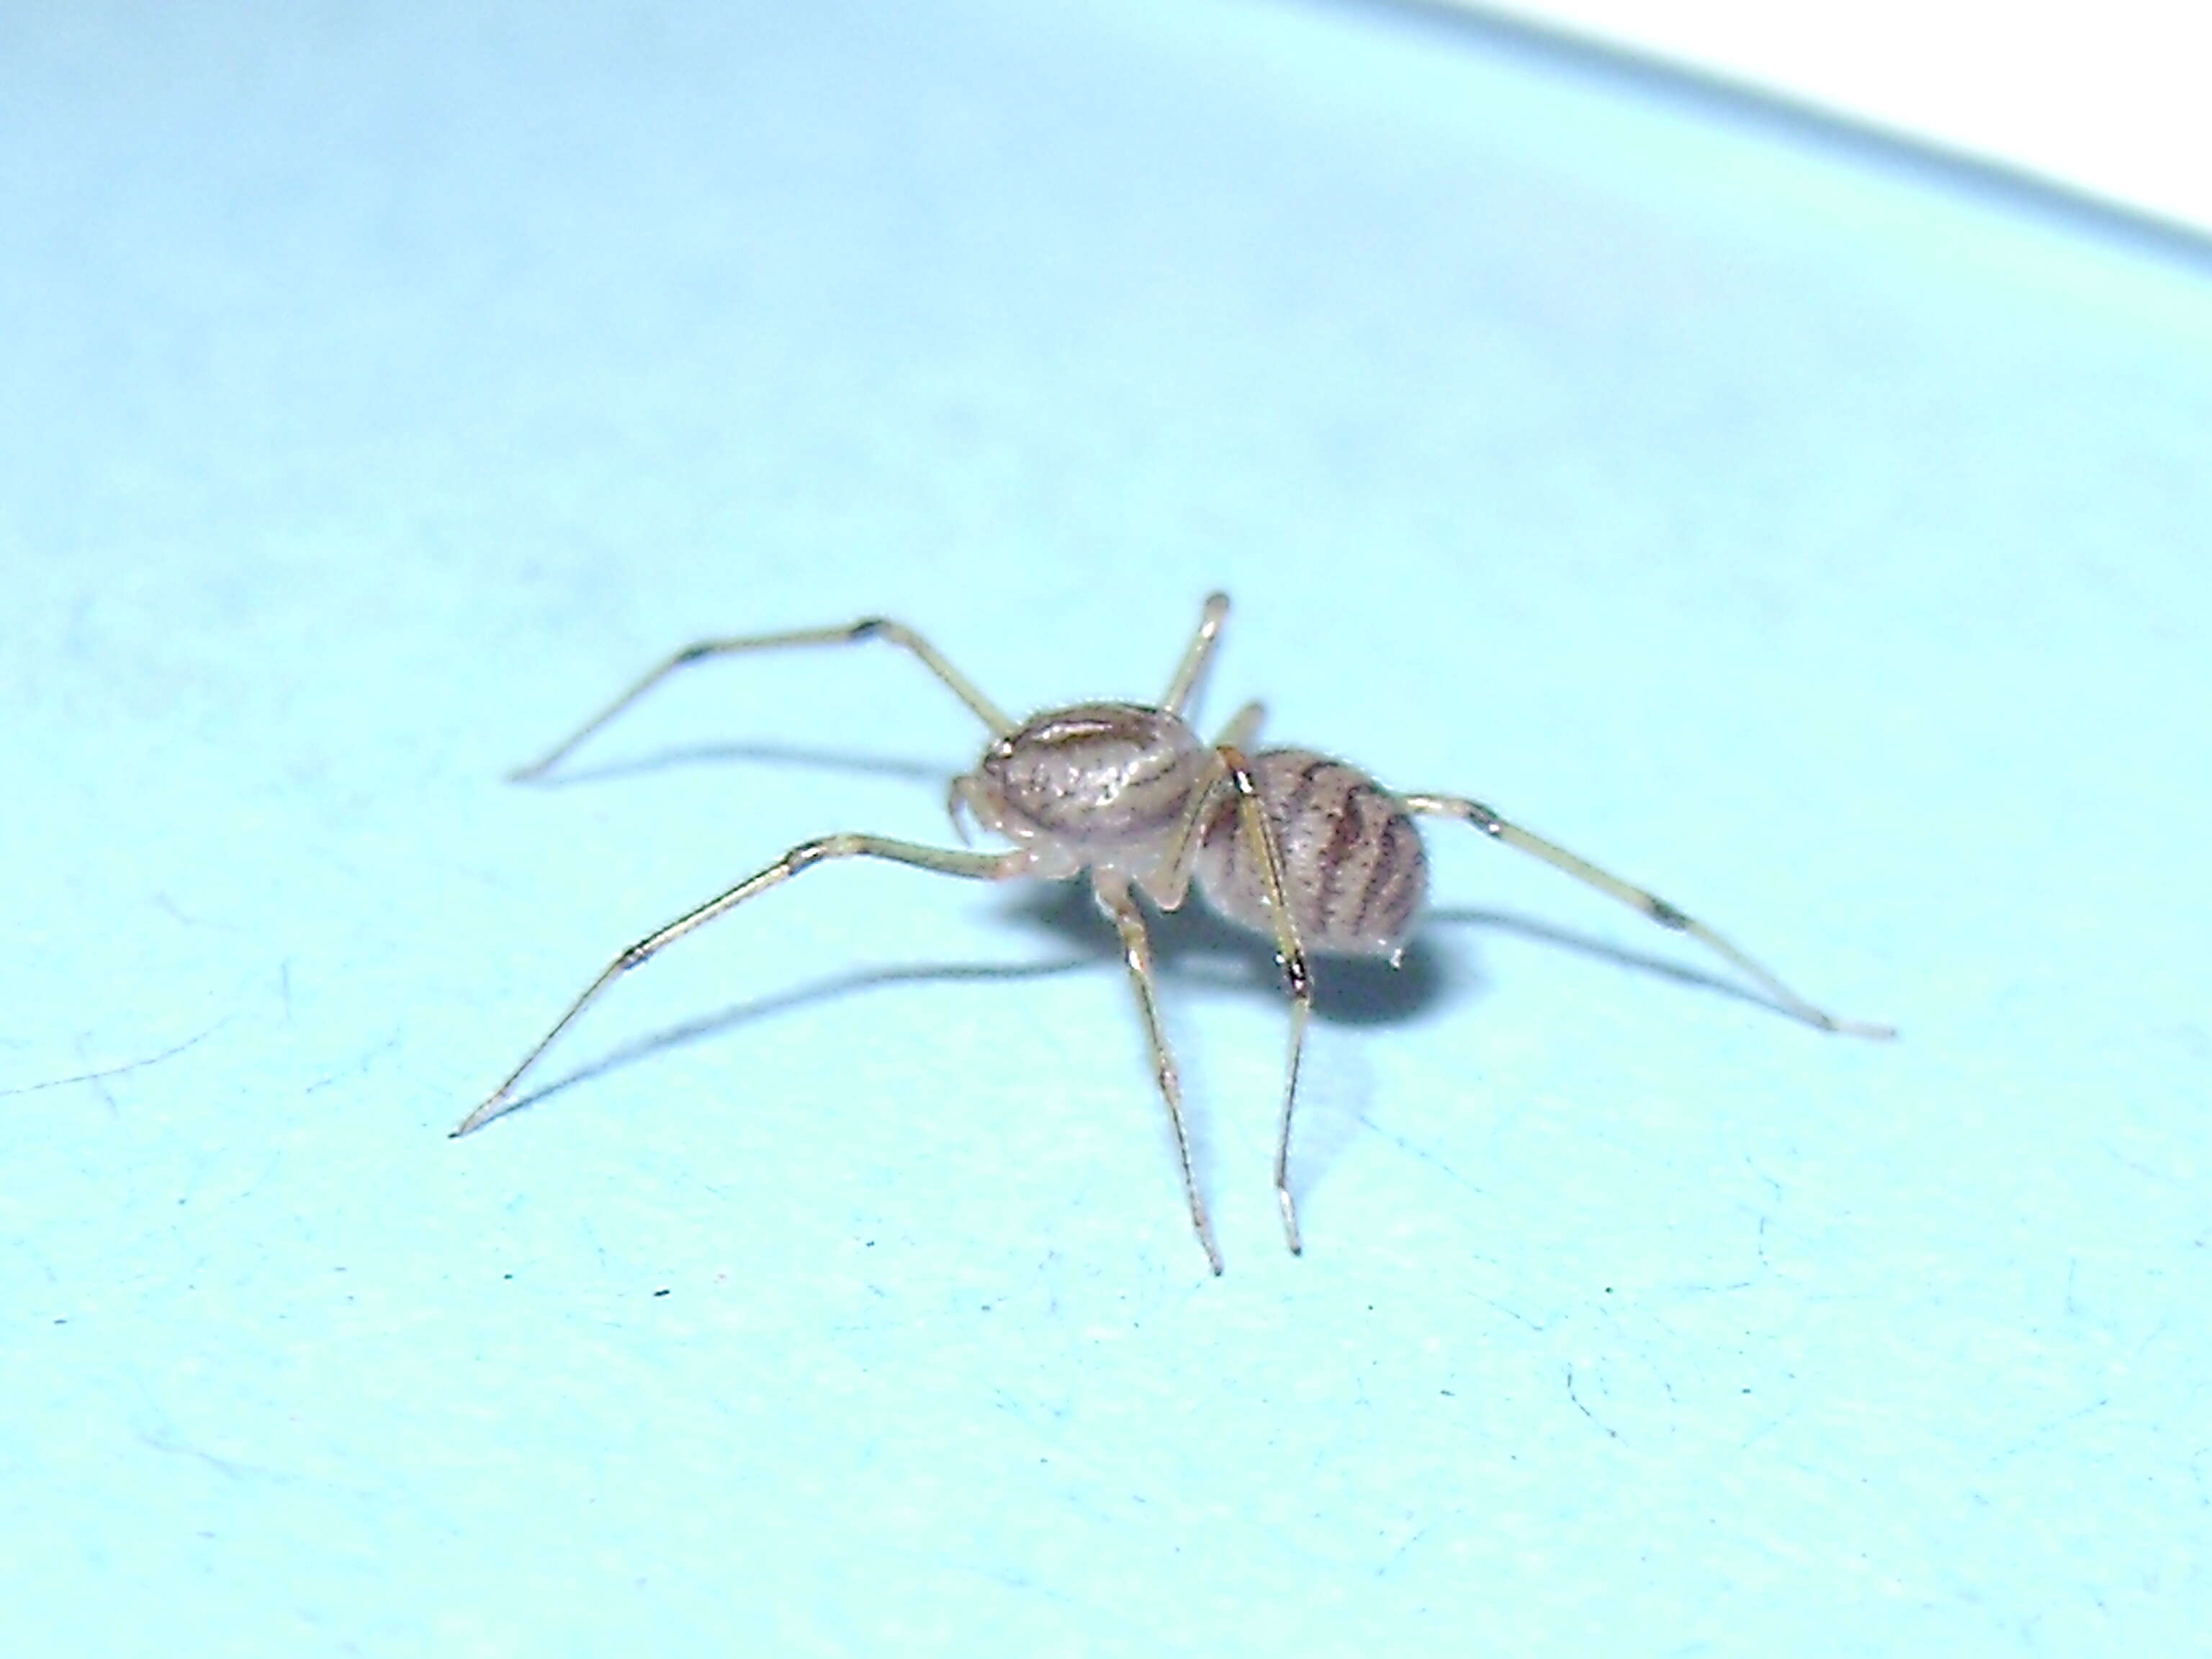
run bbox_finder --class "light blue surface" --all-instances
[6,1,2209,1653]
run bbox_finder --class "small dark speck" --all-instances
[53,1318,67,1326]
[503,1273,514,1281]
[1742,1388,1753,1395]
[1440,1388,1455,1398]
[1604,1286,1614,1294]
[653,1288,670,1298]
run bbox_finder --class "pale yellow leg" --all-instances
[1161,591,1232,717]
[1218,745,1314,1256]
[1096,878,1223,1275]
[454,835,1025,1136]
[1401,793,1894,1038]
[510,617,1015,781]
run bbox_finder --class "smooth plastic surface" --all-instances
[5,1,2208,1653]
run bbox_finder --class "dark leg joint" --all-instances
[1650,898,1691,931]
[788,837,838,872]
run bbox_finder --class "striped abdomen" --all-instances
[1195,750,1427,958]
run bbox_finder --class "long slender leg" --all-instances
[1095,878,1223,1275]
[1138,701,1265,912]
[1215,699,1264,751]
[1218,745,1314,1256]
[1401,793,1895,1038]
[454,835,1028,1136]
[1161,592,1232,717]
[1127,720,1310,1254]
[511,618,1017,781]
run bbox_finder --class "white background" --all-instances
[1478,0,2212,232]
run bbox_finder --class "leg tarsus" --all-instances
[1401,792,1896,1039]
[453,835,1023,1137]
[1274,997,1309,1256]
[1097,881,1223,1274]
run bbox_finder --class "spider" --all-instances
[454,592,1892,1272]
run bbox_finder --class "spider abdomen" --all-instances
[1195,749,1427,958]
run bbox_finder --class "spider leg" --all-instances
[1401,793,1894,1038]
[1217,744,1313,1255]
[1140,701,1264,912]
[454,835,1027,1136]
[1095,876,1223,1274]
[1161,591,1231,718]
[510,617,1016,781]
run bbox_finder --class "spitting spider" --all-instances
[454,592,1892,1272]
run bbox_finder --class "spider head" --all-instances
[952,701,1210,882]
